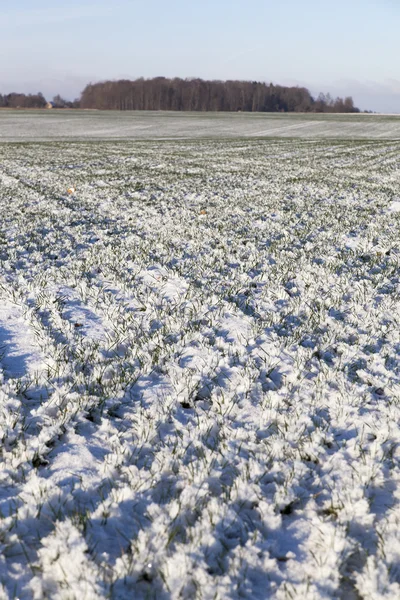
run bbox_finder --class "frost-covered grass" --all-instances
[2,110,400,140]
[1,139,400,598]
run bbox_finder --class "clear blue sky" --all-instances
[1,0,399,112]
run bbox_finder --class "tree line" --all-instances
[79,78,360,112]
[0,78,361,112]
[0,92,79,109]
[0,92,47,109]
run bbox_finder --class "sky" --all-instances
[1,0,399,112]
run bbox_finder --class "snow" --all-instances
[0,300,46,377]
[1,135,400,598]
[1,110,400,141]
[52,285,110,341]
[388,200,400,212]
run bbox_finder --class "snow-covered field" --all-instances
[1,110,400,140]
[1,138,400,598]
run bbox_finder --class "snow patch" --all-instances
[0,301,46,378]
